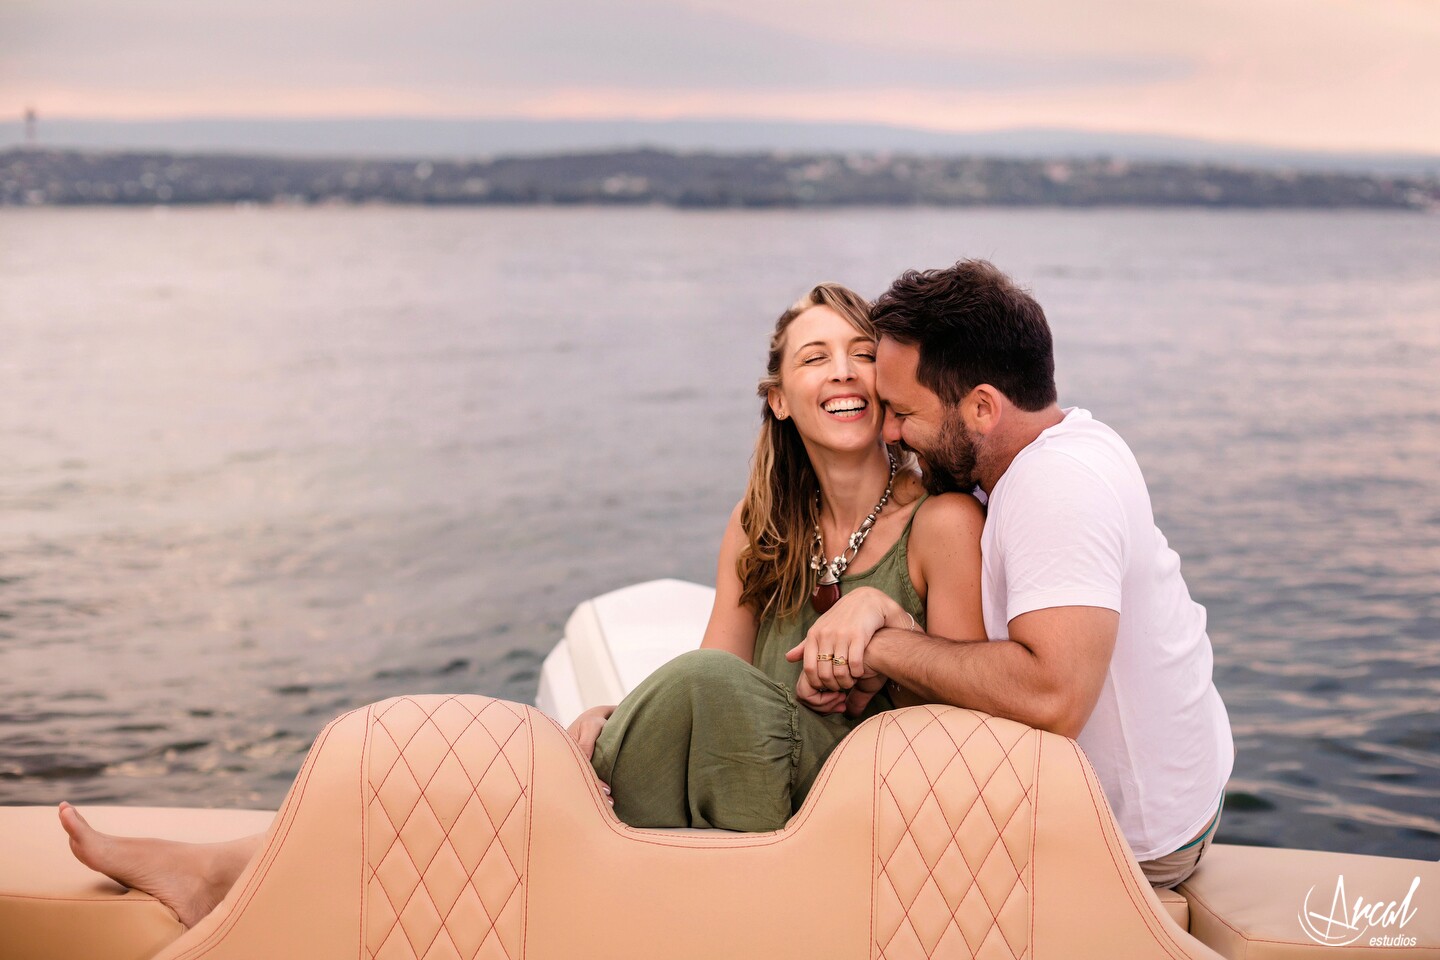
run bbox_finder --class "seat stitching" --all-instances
[1028,733,1041,960]
[411,757,523,957]
[1069,738,1191,960]
[464,779,530,904]
[379,711,467,938]
[961,724,1030,881]
[365,697,529,960]
[933,716,1013,949]
[519,705,534,960]
[941,725,1009,950]
[1175,885,1254,943]
[457,699,530,802]
[358,701,374,960]
[873,720,954,878]
[163,713,344,959]
[898,727,970,912]
[873,708,1035,960]
[869,713,885,960]
[432,701,529,959]
[877,711,962,956]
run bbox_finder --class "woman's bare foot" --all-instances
[57,802,259,928]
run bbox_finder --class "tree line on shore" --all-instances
[3,147,1435,210]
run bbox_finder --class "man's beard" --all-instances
[911,415,980,495]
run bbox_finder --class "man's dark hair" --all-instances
[871,259,1057,411]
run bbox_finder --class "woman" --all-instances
[570,283,985,831]
[57,283,985,924]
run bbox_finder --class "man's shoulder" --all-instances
[992,435,1133,531]
[1038,409,1133,455]
[1009,412,1140,488]
[1003,440,1116,493]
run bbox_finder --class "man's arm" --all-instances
[866,605,1117,739]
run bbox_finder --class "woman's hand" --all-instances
[796,671,848,715]
[564,705,616,759]
[567,704,616,758]
[567,705,616,804]
[785,586,908,694]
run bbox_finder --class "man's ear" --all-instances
[967,384,1003,435]
[767,386,789,421]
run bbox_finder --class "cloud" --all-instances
[1,0,1189,95]
[1,0,1435,151]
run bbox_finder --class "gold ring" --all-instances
[832,655,848,666]
[816,653,833,662]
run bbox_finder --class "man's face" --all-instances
[876,338,981,494]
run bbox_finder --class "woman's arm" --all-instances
[907,493,987,645]
[699,500,761,662]
[891,492,988,706]
[785,493,986,710]
[570,504,758,766]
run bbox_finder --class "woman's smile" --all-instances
[767,304,882,452]
[821,394,869,420]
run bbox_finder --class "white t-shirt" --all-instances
[980,407,1233,861]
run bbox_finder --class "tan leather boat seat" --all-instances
[9,696,1436,959]
[1156,885,1190,930]
[1178,843,1439,959]
[0,806,275,960]
[121,694,1220,959]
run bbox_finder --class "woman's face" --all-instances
[768,305,882,454]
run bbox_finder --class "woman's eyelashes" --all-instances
[799,349,875,366]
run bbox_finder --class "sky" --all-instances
[2,0,1437,153]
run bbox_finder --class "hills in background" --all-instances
[3,117,1439,177]
[6,147,1436,210]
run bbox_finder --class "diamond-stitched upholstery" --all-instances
[873,706,1038,960]
[132,696,1224,960]
[363,696,532,960]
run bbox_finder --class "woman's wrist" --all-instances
[884,604,918,633]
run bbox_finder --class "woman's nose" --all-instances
[831,355,855,380]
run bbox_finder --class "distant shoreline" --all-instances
[3,147,1437,211]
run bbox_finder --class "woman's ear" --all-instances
[768,386,789,421]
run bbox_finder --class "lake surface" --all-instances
[1,205,1436,860]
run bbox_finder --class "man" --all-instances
[789,259,1232,887]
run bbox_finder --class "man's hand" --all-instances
[843,672,890,719]
[786,586,909,693]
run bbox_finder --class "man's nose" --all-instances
[882,412,901,444]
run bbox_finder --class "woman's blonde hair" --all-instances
[736,282,879,620]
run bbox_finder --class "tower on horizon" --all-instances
[24,107,37,146]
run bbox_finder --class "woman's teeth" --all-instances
[823,398,867,416]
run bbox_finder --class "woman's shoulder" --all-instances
[721,498,749,549]
[901,491,984,611]
[909,491,985,547]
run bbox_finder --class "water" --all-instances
[1,206,1436,860]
